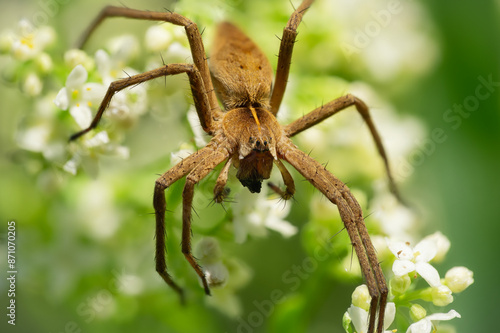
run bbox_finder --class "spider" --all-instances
[70,1,402,332]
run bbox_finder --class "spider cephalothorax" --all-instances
[222,106,281,193]
[70,1,403,332]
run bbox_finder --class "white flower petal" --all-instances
[264,217,298,237]
[82,82,106,104]
[426,309,461,321]
[406,318,432,333]
[66,64,88,90]
[54,87,69,110]
[386,238,413,260]
[384,302,396,330]
[70,104,92,129]
[415,262,441,287]
[95,49,111,79]
[84,131,110,148]
[392,259,415,276]
[414,238,437,263]
[347,305,368,333]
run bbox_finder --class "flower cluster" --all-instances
[343,232,473,333]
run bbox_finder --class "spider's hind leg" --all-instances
[180,147,230,295]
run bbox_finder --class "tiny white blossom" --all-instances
[54,64,105,129]
[145,24,174,52]
[64,49,95,71]
[10,19,55,60]
[164,41,192,64]
[444,266,474,293]
[95,49,148,122]
[406,310,461,333]
[107,35,139,63]
[386,236,441,287]
[347,302,396,333]
[233,187,297,243]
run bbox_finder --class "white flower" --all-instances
[406,310,461,333]
[54,64,105,129]
[107,35,139,63]
[10,19,55,60]
[444,266,474,293]
[232,187,297,243]
[164,42,192,64]
[64,49,95,71]
[145,24,174,52]
[347,302,396,333]
[95,49,148,123]
[386,236,441,287]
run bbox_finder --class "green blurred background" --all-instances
[1,0,499,332]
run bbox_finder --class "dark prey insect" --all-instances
[70,1,402,332]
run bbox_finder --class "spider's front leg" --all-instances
[153,146,215,303]
[270,0,315,114]
[69,63,213,141]
[77,6,221,116]
[284,94,405,204]
[180,144,231,295]
[279,138,387,333]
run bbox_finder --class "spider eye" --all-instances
[249,136,254,143]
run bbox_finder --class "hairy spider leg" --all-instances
[279,137,388,333]
[70,63,213,141]
[270,0,315,115]
[153,146,215,303]
[180,142,231,295]
[284,93,405,204]
[76,5,222,129]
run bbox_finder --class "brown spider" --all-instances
[70,1,402,332]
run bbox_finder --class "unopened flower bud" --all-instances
[424,231,450,263]
[390,274,411,295]
[196,237,222,264]
[351,284,370,311]
[23,72,42,96]
[431,285,453,306]
[445,266,474,293]
[409,303,427,322]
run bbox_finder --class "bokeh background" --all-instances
[1,0,498,332]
